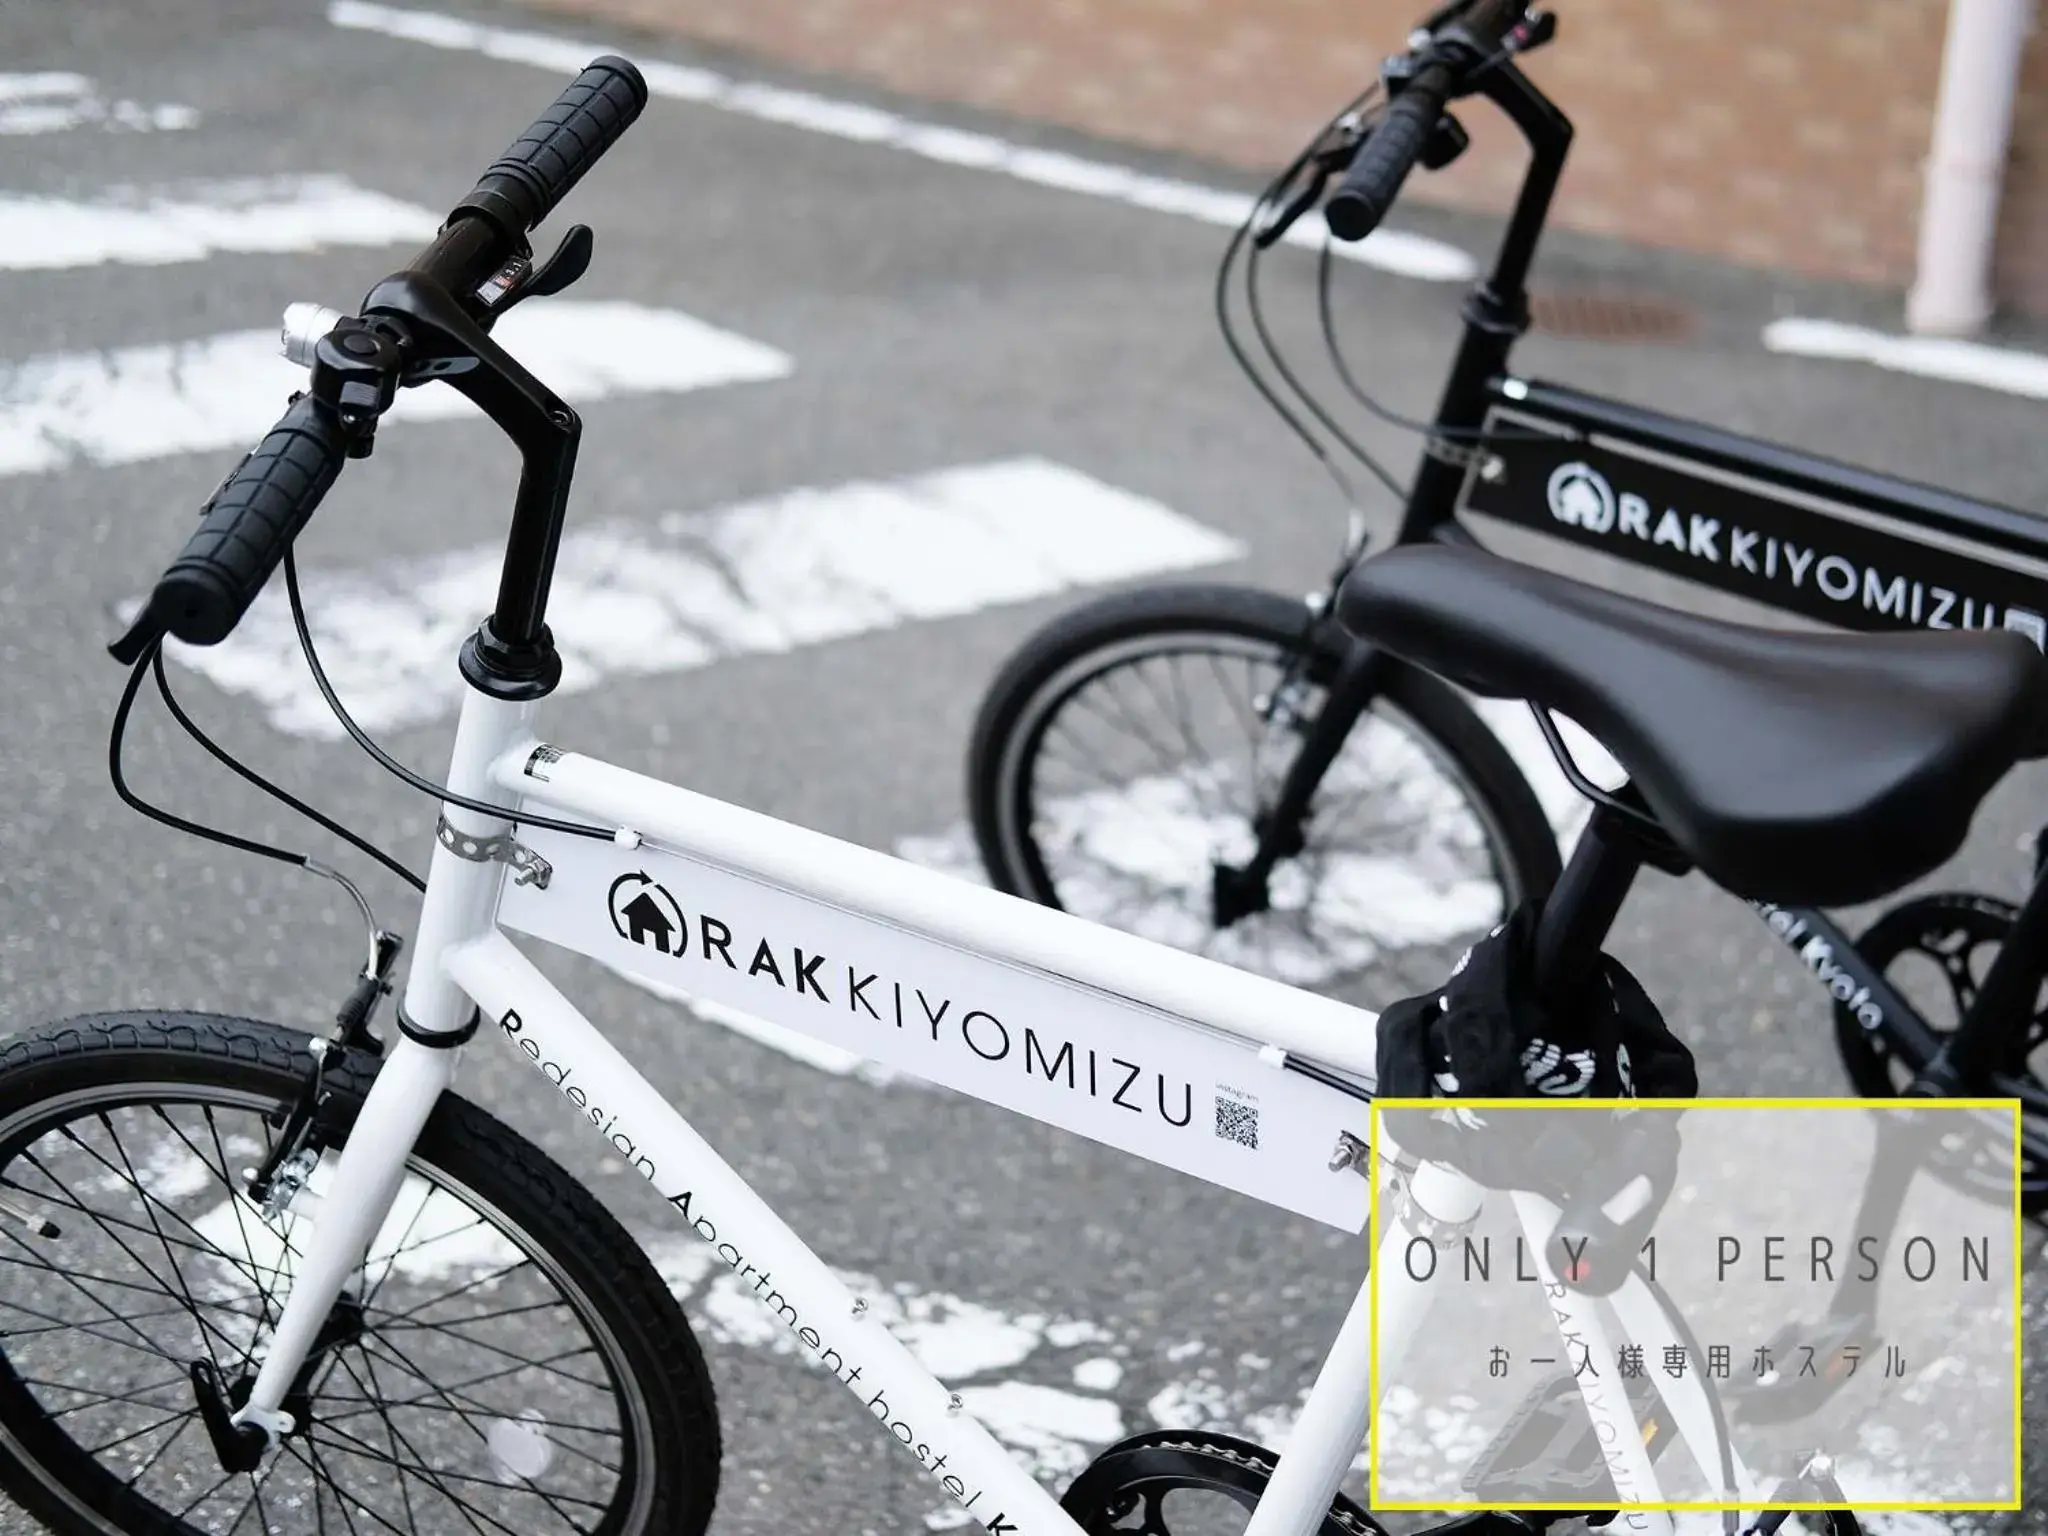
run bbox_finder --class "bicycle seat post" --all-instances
[1531,792,1685,1015]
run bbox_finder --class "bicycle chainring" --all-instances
[1834,892,2047,1211]
[1060,1430,1389,1536]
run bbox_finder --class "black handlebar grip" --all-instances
[453,56,649,239]
[1324,63,1454,242]
[150,396,351,648]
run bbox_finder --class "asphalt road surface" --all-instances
[0,1,2043,1533]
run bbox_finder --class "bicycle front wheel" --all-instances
[0,1012,721,1536]
[967,583,1561,1007]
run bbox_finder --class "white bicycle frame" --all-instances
[228,684,1757,1536]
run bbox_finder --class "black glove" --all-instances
[1376,898,1696,1102]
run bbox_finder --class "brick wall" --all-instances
[520,0,2048,314]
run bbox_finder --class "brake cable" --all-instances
[1214,87,1407,514]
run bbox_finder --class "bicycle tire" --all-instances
[966,583,1562,1002]
[1829,894,2048,1214]
[0,1011,721,1536]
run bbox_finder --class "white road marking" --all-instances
[325,0,1478,284]
[143,457,1242,737]
[0,299,790,476]
[647,1236,1127,1486]
[0,176,439,272]
[1764,316,2048,400]
[1072,1357,1123,1390]
[0,72,198,135]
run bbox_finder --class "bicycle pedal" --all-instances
[1722,1317,1879,1425]
[1461,1370,1669,1502]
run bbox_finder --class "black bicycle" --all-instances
[964,0,2048,1208]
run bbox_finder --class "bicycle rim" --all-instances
[0,1079,659,1535]
[991,629,1526,1006]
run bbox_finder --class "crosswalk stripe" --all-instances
[325,0,1479,284]
[0,176,439,272]
[0,299,791,477]
[0,72,198,135]
[1764,315,2048,401]
[142,458,1244,737]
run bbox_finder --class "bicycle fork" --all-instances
[217,692,537,1462]
[1214,620,1388,926]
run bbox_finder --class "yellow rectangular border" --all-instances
[1365,1096,2025,1513]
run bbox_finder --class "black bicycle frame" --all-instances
[1247,49,2048,1114]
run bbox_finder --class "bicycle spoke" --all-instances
[377,1294,573,1334]
[225,1461,274,1536]
[41,1126,277,1361]
[97,1111,236,1371]
[298,1432,395,1536]
[3,1170,290,1285]
[289,1433,334,1536]
[316,1393,625,1443]
[0,1268,265,1328]
[367,1255,537,1326]
[1210,651,1275,778]
[358,1337,424,1536]
[169,1458,243,1522]
[321,1409,610,1516]
[313,1388,525,1536]
[125,1411,195,1489]
[78,1405,192,1458]
[18,1375,190,1416]
[350,1333,624,1480]
[1075,677,1184,783]
[358,1178,442,1310]
[0,1207,178,1362]
[354,1329,614,1425]
[0,1287,232,1368]
[328,1353,504,1536]
[1032,732,1126,794]
[193,1103,290,1332]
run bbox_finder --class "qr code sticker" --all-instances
[1214,1095,1259,1149]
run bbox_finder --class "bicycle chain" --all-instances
[1159,1440,1381,1536]
[1062,1431,1386,1536]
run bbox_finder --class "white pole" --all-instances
[1906,0,2035,335]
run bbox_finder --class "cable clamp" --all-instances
[436,816,552,888]
[1422,433,1504,480]
[1329,1129,1372,1178]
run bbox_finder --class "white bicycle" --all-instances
[4,36,2039,1536]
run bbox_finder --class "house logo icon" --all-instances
[1546,460,1616,534]
[607,871,686,957]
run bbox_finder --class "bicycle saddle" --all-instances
[1337,543,2048,906]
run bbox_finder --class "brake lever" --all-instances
[1254,118,1369,249]
[482,224,595,317]
[1254,163,1335,249]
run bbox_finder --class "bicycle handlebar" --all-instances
[1323,61,1454,242]
[148,396,355,649]
[110,56,649,664]
[1322,1,1547,244]
[450,57,648,255]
